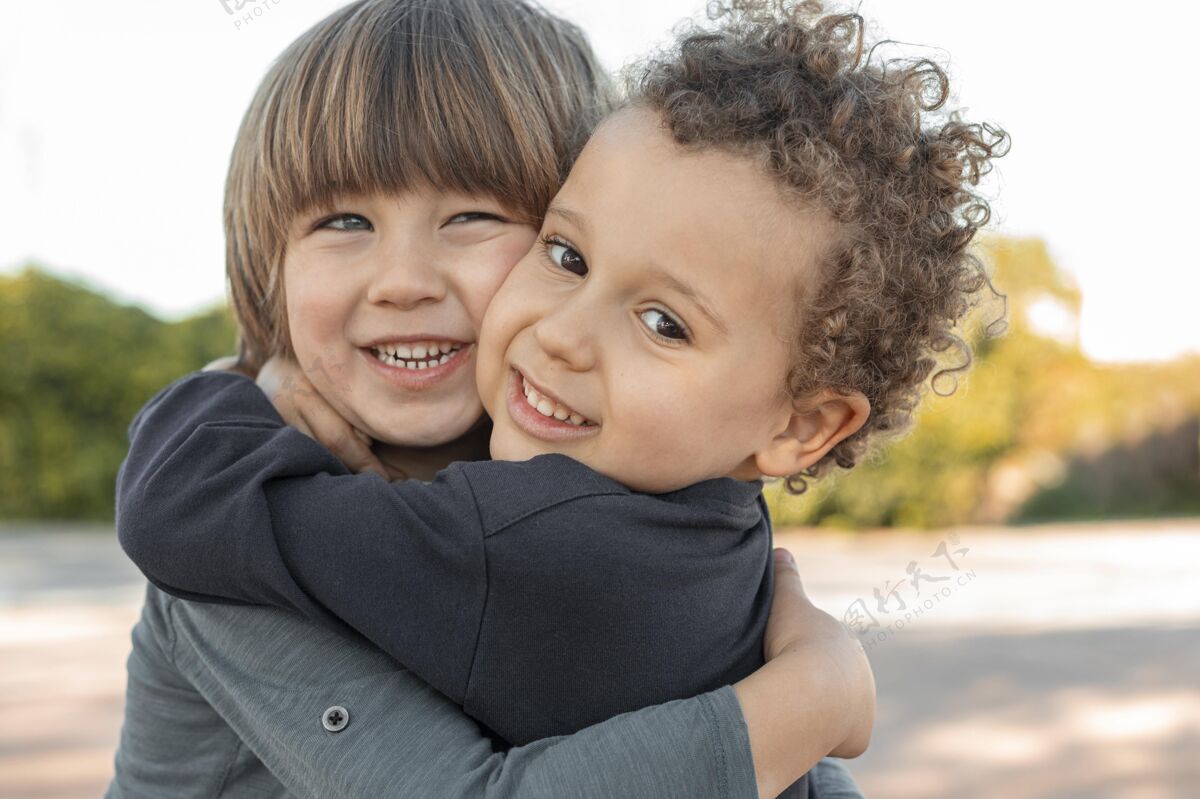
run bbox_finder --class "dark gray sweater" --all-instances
[117,371,808,793]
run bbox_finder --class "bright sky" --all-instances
[2,1,1197,363]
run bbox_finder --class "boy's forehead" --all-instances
[577,108,821,228]
[563,107,831,296]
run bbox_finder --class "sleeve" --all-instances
[116,371,488,705]
[810,758,866,798]
[157,588,761,799]
[111,587,261,798]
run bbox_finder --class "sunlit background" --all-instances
[2,1,1197,797]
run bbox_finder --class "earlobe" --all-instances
[754,389,871,478]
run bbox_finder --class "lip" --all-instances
[359,341,474,391]
[361,334,471,349]
[506,368,600,442]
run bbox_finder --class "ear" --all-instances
[754,389,871,479]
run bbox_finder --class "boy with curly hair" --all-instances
[118,0,1004,792]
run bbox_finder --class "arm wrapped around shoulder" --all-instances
[116,371,343,613]
[458,459,774,746]
[115,371,489,705]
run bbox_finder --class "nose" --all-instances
[532,293,598,372]
[365,238,448,310]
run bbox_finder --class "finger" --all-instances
[257,356,307,400]
[201,355,241,373]
[336,436,390,479]
[269,393,307,432]
[772,548,806,596]
[303,405,389,479]
[289,410,315,441]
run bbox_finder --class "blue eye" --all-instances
[318,213,372,232]
[638,308,690,342]
[543,237,587,276]
[447,212,502,225]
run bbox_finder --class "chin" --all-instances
[367,408,479,449]
[487,430,542,463]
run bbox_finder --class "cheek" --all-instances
[460,232,538,331]
[717,347,793,435]
[284,265,343,361]
[479,248,546,343]
[478,279,523,372]
[477,262,546,402]
[283,260,319,358]
[662,352,781,439]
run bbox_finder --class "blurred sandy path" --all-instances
[2,521,1198,799]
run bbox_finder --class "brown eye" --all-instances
[639,309,689,342]
[547,241,588,276]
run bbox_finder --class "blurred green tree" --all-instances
[0,266,236,520]
[767,237,1200,529]
[3,243,1197,526]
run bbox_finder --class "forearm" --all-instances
[117,372,486,702]
[117,371,349,606]
[734,638,874,799]
[466,688,757,799]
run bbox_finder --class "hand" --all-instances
[766,548,874,756]
[201,355,256,378]
[763,548,854,661]
[734,548,876,798]
[256,356,389,479]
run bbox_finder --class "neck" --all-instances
[372,420,492,481]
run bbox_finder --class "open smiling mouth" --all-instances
[512,369,598,430]
[368,341,464,370]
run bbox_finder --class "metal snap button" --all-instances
[322,705,350,732]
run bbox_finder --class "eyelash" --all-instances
[314,213,372,232]
[448,211,503,224]
[538,235,692,344]
[639,307,691,344]
[539,234,587,276]
[314,211,504,233]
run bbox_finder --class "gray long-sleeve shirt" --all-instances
[108,584,864,798]
[117,372,781,748]
[108,583,760,798]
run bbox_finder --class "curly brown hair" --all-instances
[630,0,1009,492]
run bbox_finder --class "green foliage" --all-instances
[3,241,1197,526]
[767,237,1200,529]
[0,267,236,520]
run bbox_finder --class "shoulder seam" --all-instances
[699,691,732,798]
[161,590,180,664]
[485,490,631,538]
[459,471,493,707]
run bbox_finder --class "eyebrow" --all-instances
[644,265,729,338]
[546,201,589,233]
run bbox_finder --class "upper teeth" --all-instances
[521,375,591,427]
[371,341,462,369]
